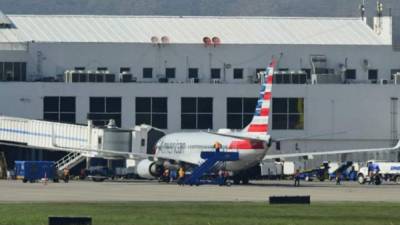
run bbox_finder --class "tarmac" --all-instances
[1,179,400,202]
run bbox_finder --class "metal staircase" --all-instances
[184,151,239,185]
[55,152,85,171]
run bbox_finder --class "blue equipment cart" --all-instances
[15,161,58,183]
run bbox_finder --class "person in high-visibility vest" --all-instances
[178,167,185,185]
[63,167,70,183]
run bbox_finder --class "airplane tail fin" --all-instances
[243,59,277,135]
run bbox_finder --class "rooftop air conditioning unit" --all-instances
[189,78,199,83]
[120,72,134,83]
[394,73,400,85]
[211,78,221,84]
[64,70,80,83]
[311,74,318,85]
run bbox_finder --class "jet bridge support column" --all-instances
[107,159,112,170]
[86,157,91,169]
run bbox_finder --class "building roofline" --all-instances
[7,14,367,21]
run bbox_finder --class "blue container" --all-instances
[15,161,57,182]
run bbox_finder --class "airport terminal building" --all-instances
[0,12,400,167]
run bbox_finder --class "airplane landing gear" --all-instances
[232,174,249,185]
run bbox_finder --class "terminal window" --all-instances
[211,68,221,79]
[165,68,176,79]
[272,98,304,130]
[274,71,307,84]
[143,68,153,78]
[43,96,76,123]
[188,68,198,79]
[227,98,258,129]
[88,97,121,127]
[368,69,378,81]
[345,69,357,80]
[233,68,244,79]
[135,97,168,129]
[181,97,213,129]
[0,62,27,81]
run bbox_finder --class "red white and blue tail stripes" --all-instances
[244,59,277,134]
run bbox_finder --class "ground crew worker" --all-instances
[336,171,341,185]
[63,167,70,183]
[178,167,185,185]
[372,163,381,185]
[169,169,177,182]
[294,169,300,187]
[367,161,374,184]
[223,170,230,184]
[214,142,222,152]
[218,169,225,185]
[162,168,170,183]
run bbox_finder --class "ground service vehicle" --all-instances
[357,161,400,185]
[15,161,58,183]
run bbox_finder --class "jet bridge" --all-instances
[0,116,165,170]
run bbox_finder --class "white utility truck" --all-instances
[357,161,400,185]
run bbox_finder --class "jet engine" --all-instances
[136,159,162,179]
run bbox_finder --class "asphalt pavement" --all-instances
[1,179,400,202]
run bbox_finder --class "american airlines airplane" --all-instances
[134,59,400,183]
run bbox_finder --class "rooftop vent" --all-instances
[161,36,170,44]
[0,11,13,29]
[212,36,221,47]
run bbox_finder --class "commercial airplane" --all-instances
[134,59,400,183]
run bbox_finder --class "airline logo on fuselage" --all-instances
[390,166,400,170]
[158,142,186,154]
[157,142,225,155]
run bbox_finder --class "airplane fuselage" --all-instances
[154,132,269,171]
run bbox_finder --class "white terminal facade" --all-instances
[0,13,400,167]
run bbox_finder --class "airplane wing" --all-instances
[202,131,268,142]
[272,131,348,142]
[263,140,400,160]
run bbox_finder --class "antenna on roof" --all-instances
[359,0,366,20]
[376,0,383,18]
[375,0,383,34]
